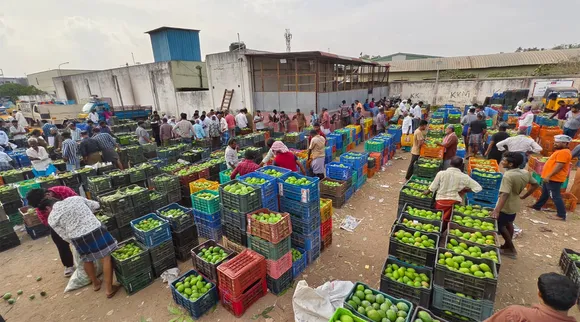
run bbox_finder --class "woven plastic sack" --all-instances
[64,249,103,292]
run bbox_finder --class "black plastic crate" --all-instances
[124,185,150,207]
[379,256,432,308]
[221,207,248,232]
[115,268,154,295]
[219,180,262,213]
[0,186,20,204]
[152,254,178,278]
[191,240,237,283]
[433,248,498,301]
[559,248,580,275]
[388,224,439,268]
[1,171,25,184]
[99,190,134,216]
[175,239,199,262]
[158,203,195,232]
[97,213,118,232]
[109,228,120,241]
[266,268,293,295]
[2,200,23,215]
[127,168,146,183]
[87,176,113,193]
[567,261,580,287]
[38,177,60,190]
[222,222,248,247]
[112,238,152,277]
[133,203,152,220]
[59,172,80,186]
[0,232,20,252]
[0,219,14,237]
[26,224,51,240]
[105,170,130,188]
[432,285,494,321]
[151,174,180,193]
[149,191,168,211]
[167,189,182,204]
[172,224,199,248]
[148,239,175,263]
[118,224,134,241]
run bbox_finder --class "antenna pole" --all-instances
[284,29,292,52]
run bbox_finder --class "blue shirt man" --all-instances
[41,121,56,138]
[193,120,205,139]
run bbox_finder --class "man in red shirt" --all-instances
[27,186,77,277]
[230,150,261,179]
[485,273,578,322]
[224,110,236,141]
[321,108,331,134]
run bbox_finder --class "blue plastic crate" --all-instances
[256,165,291,179]
[292,247,307,279]
[335,141,344,150]
[170,269,218,319]
[325,146,332,157]
[468,189,499,203]
[196,218,223,240]
[156,203,194,231]
[280,196,320,219]
[307,243,321,263]
[262,195,279,212]
[193,209,221,222]
[291,228,320,251]
[325,162,353,181]
[355,174,367,190]
[278,173,320,203]
[131,213,172,248]
[194,215,221,229]
[326,137,336,148]
[345,186,354,201]
[456,149,466,158]
[328,133,343,145]
[324,154,332,165]
[290,213,321,235]
[467,197,496,209]
[471,169,502,190]
[239,171,278,201]
[340,152,367,169]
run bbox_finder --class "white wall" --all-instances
[206,51,254,113]
[389,76,580,106]
[175,91,212,117]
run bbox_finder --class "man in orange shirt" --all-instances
[530,135,573,221]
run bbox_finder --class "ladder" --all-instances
[220,89,234,111]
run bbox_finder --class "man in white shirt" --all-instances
[496,128,543,168]
[254,110,265,130]
[173,113,195,143]
[518,106,540,135]
[517,98,525,108]
[401,112,413,135]
[88,109,99,123]
[412,101,423,131]
[399,100,408,114]
[225,138,239,169]
[0,128,9,150]
[13,110,27,128]
[9,120,27,148]
[68,123,82,141]
[235,110,248,130]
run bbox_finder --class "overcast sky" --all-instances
[2,0,580,76]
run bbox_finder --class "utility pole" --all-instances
[432,60,442,105]
[284,29,292,52]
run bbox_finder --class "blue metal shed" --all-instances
[146,27,202,62]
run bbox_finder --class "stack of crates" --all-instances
[239,171,279,211]
[1,185,24,229]
[217,249,267,317]
[191,189,222,240]
[157,203,199,261]
[98,185,150,240]
[328,133,344,158]
[191,240,237,284]
[324,146,333,164]
[131,213,177,277]
[170,269,219,319]
[279,172,321,264]
[246,207,293,295]
[319,198,333,251]
[0,205,20,252]
[340,152,368,191]
[151,173,182,204]
[112,238,154,295]
[322,165,353,207]
[20,205,50,240]
[219,179,262,251]
[468,168,502,208]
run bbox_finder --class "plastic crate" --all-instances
[0,232,20,252]
[344,282,414,322]
[266,267,293,295]
[191,189,221,214]
[320,198,332,222]
[167,189,182,204]
[280,197,320,219]
[223,222,248,247]
[191,240,237,283]
[223,236,247,254]
[290,213,320,235]
[189,178,220,195]
[409,307,450,322]
[321,231,332,251]
[17,180,40,199]
[25,224,50,240]
[443,234,502,272]
[148,239,175,263]
[20,206,41,227]
[170,269,219,319]
[246,208,292,243]
[149,191,168,211]
[450,213,498,232]
[195,217,223,240]
[220,180,262,213]
[239,172,278,201]
[278,173,320,204]
[0,186,19,205]
[221,206,248,232]
[115,268,153,295]
[174,239,200,262]
[217,249,267,298]
[434,248,498,301]
[171,224,199,249]
[291,247,307,279]
[339,152,367,169]
[104,170,130,187]
[130,213,172,248]
[193,209,220,223]
[98,189,134,216]
[157,203,195,232]
[247,235,291,260]
[329,308,367,322]
[0,171,25,184]
[379,256,432,308]
[389,224,439,268]
[262,194,279,212]
[291,228,321,251]
[447,222,500,247]
[151,174,180,193]
[325,162,353,181]
[0,219,14,237]
[112,238,152,277]
[470,169,502,190]
[266,250,293,279]
[398,187,434,210]
[87,176,112,193]
[559,248,580,274]
[320,217,332,237]
[117,224,134,241]
[432,285,494,321]
[420,145,444,159]
[319,178,350,198]
[466,197,496,209]
[219,277,267,318]
[567,261,580,286]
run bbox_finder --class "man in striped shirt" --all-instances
[61,132,80,171]
[68,123,82,141]
[92,127,123,170]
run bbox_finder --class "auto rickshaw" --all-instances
[542,87,579,111]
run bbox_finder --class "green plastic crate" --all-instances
[247,235,291,260]
[191,189,220,214]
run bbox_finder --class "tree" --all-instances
[359,53,382,60]
[552,43,580,50]
[0,83,45,102]
[515,43,580,52]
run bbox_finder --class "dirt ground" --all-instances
[1,146,580,322]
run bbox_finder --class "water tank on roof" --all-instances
[229,42,246,52]
[146,27,201,62]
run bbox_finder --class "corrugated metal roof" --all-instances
[245,51,383,66]
[384,49,580,72]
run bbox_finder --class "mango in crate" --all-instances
[291,248,302,262]
[243,177,267,185]
[160,208,187,218]
[407,182,429,190]
[223,182,254,195]
[322,180,341,187]
[452,215,495,230]
[134,217,163,232]
[453,204,490,218]
[251,212,283,224]
[401,218,439,233]
[320,199,331,209]
[402,188,432,199]
[383,263,430,289]
[346,284,411,322]
[263,169,283,177]
[568,253,580,262]
[112,242,144,260]
[393,229,436,249]
[175,274,211,302]
[328,163,349,169]
[405,206,442,220]
[197,246,228,264]
[196,192,218,200]
[445,238,499,263]
[449,228,496,246]
[437,251,495,279]
[284,176,311,186]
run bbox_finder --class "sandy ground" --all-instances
[1,146,580,322]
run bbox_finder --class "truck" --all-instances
[79,97,152,122]
[16,101,84,125]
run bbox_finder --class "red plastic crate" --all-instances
[266,251,292,279]
[321,232,332,251]
[217,249,266,298]
[246,209,292,243]
[219,278,267,318]
[369,152,381,171]
[321,218,332,237]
